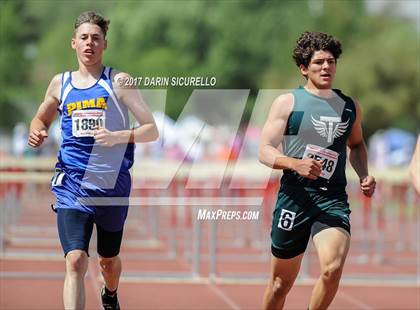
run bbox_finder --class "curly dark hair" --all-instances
[292,32,342,68]
[74,11,110,37]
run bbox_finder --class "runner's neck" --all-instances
[77,63,105,80]
[303,85,335,99]
[72,64,105,89]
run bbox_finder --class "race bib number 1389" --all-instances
[72,110,105,137]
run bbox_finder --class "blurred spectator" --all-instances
[134,111,263,161]
[369,128,416,167]
[12,122,28,157]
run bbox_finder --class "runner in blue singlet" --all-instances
[28,11,158,310]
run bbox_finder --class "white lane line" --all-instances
[207,282,241,310]
[338,290,375,310]
[0,271,64,279]
[0,252,63,260]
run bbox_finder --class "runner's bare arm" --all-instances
[258,94,322,180]
[113,72,159,143]
[347,101,375,197]
[93,71,158,147]
[28,74,61,147]
[409,135,420,194]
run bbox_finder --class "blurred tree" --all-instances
[0,0,40,129]
[335,17,419,137]
[0,0,418,138]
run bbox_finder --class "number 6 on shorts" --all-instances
[278,209,296,231]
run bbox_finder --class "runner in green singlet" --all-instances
[259,32,376,310]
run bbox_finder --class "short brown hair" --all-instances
[74,11,110,37]
[293,31,342,68]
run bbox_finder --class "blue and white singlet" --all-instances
[51,67,134,215]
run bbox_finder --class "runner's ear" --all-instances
[71,37,76,50]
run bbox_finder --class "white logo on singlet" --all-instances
[311,115,349,143]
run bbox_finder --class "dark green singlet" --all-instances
[281,86,357,190]
[270,87,357,259]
